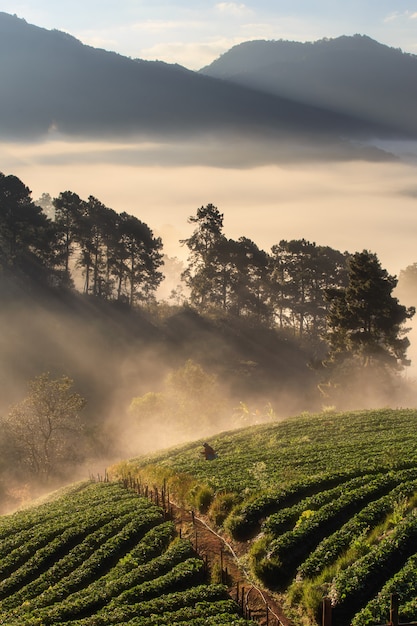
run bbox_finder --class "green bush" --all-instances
[192,485,214,513]
[209,492,239,526]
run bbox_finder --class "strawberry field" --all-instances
[0,481,252,625]
[114,408,417,625]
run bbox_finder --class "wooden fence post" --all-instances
[390,593,399,626]
[322,596,332,626]
[220,548,224,583]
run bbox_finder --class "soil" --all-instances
[170,503,296,626]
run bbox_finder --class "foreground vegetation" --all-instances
[0,481,251,625]
[112,408,417,626]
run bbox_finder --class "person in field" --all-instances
[201,442,217,460]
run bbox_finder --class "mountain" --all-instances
[200,35,417,138]
[0,13,409,150]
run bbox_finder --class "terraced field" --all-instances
[0,481,252,625]
[113,409,417,626]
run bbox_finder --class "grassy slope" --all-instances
[111,408,417,626]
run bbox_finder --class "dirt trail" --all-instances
[171,503,295,626]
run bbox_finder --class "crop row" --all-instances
[10,536,195,620]
[351,552,417,625]
[0,480,252,626]
[0,506,165,611]
[109,410,417,626]
[263,473,385,535]
[298,477,417,580]
[0,482,132,542]
[121,409,417,499]
[8,557,205,625]
[0,495,145,579]
[330,510,417,624]
[251,471,417,586]
[225,470,386,539]
[58,585,248,626]
[30,509,163,619]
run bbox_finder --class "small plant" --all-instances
[192,485,214,513]
[389,496,409,527]
[210,560,224,584]
[209,492,238,526]
[295,509,315,529]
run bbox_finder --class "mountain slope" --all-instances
[200,35,417,137]
[0,13,406,146]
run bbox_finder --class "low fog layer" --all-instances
[3,138,417,276]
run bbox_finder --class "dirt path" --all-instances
[171,503,295,626]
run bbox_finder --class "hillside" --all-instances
[200,35,417,138]
[0,281,319,468]
[3,410,417,625]
[111,408,417,625]
[0,12,408,155]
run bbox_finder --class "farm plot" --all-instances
[112,408,417,625]
[0,481,252,625]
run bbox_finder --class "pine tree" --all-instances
[327,250,415,368]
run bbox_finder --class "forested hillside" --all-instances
[0,168,416,514]
[200,35,417,137]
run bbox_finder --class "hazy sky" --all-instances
[1,1,417,69]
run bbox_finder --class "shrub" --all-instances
[209,493,239,526]
[192,485,214,513]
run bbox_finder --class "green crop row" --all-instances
[224,470,376,539]
[108,409,417,626]
[19,537,195,620]
[0,507,164,611]
[263,473,383,536]
[13,558,205,625]
[351,552,417,625]
[119,410,417,502]
[0,495,146,583]
[252,471,414,585]
[0,482,132,542]
[298,477,417,580]
[330,510,417,623]
[58,585,247,626]
[0,480,252,626]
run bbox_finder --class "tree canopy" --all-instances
[327,250,415,368]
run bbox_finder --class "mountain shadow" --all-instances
[0,13,407,156]
[200,35,417,138]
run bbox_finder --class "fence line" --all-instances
[193,510,285,625]
[112,472,286,625]
[96,473,417,626]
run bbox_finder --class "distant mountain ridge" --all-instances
[200,35,417,137]
[1,12,416,157]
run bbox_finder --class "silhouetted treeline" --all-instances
[181,204,349,337]
[0,175,351,338]
[2,173,414,357]
[0,173,163,305]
